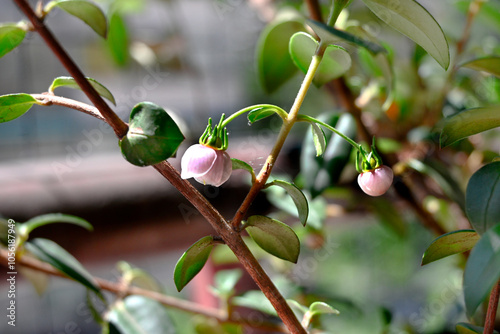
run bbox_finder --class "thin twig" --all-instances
[14,0,305,331]
[484,280,500,334]
[0,248,286,332]
[31,94,105,121]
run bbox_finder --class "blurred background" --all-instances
[0,0,499,333]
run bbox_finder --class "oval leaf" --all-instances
[421,229,479,265]
[289,32,351,87]
[310,122,326,157]
[246,215,300,263]
[45,0,107,38]
[440,106,500,147]
[461,56,500,78]
[107,12,129,66]
[106,295,175,334]
[266,180,308,226]
[49,76,116,105]
[0,24,26,58]
[309,301,340,316]
[120,102,184,166]
[247,105,287,124]
[25,238,101,294]
[256,19,305,93]
[231,158,255,183]
[174,236,214,292]
[456,322,499,334]
[463,224,500,317]
[0,93,38,123]
[361,0,449,69]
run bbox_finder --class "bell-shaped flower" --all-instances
[357,165,393,196]
[181,144,232,187]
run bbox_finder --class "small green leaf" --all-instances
[440,106,500,147]
[49,76,116,105]
[306,20,386,54]
[18,213,92,241]
[461,56,500,78]
[25,238,101,294]
[247,105,287,124]
[120,102,184,166]
[310,122,326,157]
[463,224,500,317]
[309,301,340,316]
[246,215,300,263]
[0,24,26,58]
[266,180,308,226]
[45,0,107,38]
[466,161,500,235]
[0,93,38,123]
[256,19,305,93]
[174,236,214,292]
[360,0,449,69]
[106,295,175,334]
[107,12,129,66]
[231,158,255,184]
[289,32,351,87]
[456,322,499,334]
[421,229,479,265]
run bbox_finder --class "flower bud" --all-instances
[357,165,393,196]
[181,144,232,187]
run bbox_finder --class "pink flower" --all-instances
[357,165,393,196]
[181,144,232,187]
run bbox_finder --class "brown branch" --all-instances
[0,248,286,332]
[31,93,105,121]
[13,0,128,139]
[484,280,500,334]
[14,0,305,331]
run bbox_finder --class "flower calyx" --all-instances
[199,114,228,151]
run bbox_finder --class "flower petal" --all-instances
[358,165,393,196]
[181,144,217,179]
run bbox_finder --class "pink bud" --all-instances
[181,144,232,187]
[357,165,393,196]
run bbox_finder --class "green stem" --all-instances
[221,104,288,128]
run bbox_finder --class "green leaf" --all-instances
[466,161,500,235]
[246,215,300,263]
[247,105,287,124]
[265,180,308,226]
[456,322,499,334]
[0,93,38,123]
[310,122,326,157]
[440,106,500,147]
[232,290,277,316]
[45,0,107,38]
[306,20,386,54]
[107,12,129,66]
[25,238,101,294]
[461,56,500,78]
[18,213,92,241]
[120,102,184,166]
[463,224,500,317]
[106,295,175,334]
[231,158,255,184]
[289,32,351,87]
[49,76,116,105]
[360,0,449,69]
[0,24,26,58]
[309,301,340,316]
[256,19,305,93]
[212,269,242,297]
[421,229,479,265]
[173,236,214,292]
[116,261,162,292]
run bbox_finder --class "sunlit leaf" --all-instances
[289,32,351,87]
[232,290,277,316]
[461,56,500,78]
[120,102,184,166]
[0,24,26,58]
[45,0,107,38]
[0,93,38,123]
[440,106,500,147]
[256,18,305,93]
[463,224,500,317]
[361,0,449,69]
[466,161,500,235]
[25,238,101,294]
[173,236,214,292]
[265,180,308,226]
[310,122,326,157]
[247,105,287,124]
[107,12,129,66]
[246,215,300,263]
[106,295,175,334]
[18,213,92,240]
[422,229,479,265]
[231,158,255,183]
[49,76,116,105]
